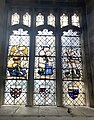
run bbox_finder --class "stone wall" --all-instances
[85,0,94,107]
[0,0,7,105]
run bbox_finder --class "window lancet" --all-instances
[61,30,85,106]
[34,29,56,105]
[4,28,30,105]
[11,13,20,25]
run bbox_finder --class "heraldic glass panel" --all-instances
[61,30,86,106]
[34,29,56,105]
[4,29,30,105]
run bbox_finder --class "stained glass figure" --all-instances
[34,29,56,105]
[23,12,31,27]
[38,46,53,75]
[11,13,20,25]
[36,13,44,27]
[61,29,85,106]
[47,13,55,27]
[72,13,80,27]
[8,45,28,78]
[60,14,68,28]
[4,29,30,105]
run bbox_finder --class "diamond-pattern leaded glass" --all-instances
[34,29,56,105]
[23,12,31,27]
[4,28,30,105]
[11,13,20,25]
[61,29,86,106]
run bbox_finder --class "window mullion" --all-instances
[56,10,62,106]
[27,10,35,106]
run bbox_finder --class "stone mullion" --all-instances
[56,10,62,107]
[27,9,35,106]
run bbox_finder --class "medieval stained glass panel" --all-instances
[34,29,56,105]
[47,13,55,27]
[36,13,44,27]
[60,14,68,28]
[72,14,80,27]
[4,28,30,105]
[23,12,31,27]
[11,13,20,25]
[61,30,86,106]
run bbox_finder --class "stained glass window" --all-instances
[36,13,44,27]
[23,12,31,27]
[5,8,86,106]
[72,14,80,27]
[61,29,85,106]
[4,29,30,105]
[47,13,55,27]
[11,13,20,25]
[34,29,56,105]
[60,14,68,28]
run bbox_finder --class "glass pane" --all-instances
[36,13,44,27]
[11,13,20,25]
[4,29,30,105]
[60,14,68,28]
[34,29,56,105]
[23,12,31,27]
[47,13,55,27]
[61,30,86,106]
[72,13,80,27]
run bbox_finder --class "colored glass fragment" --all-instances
[68,82,79,100]
[68,89,79,100]
[38,64,53,75]
[8,45,28,77]
[38,46,53,76]
[8,65,26,77]
[10,87,22,99]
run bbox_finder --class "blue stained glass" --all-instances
[38,64,53,75]
[68,89,79,100]
[44,64,53,75]
[8,65,26,77]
